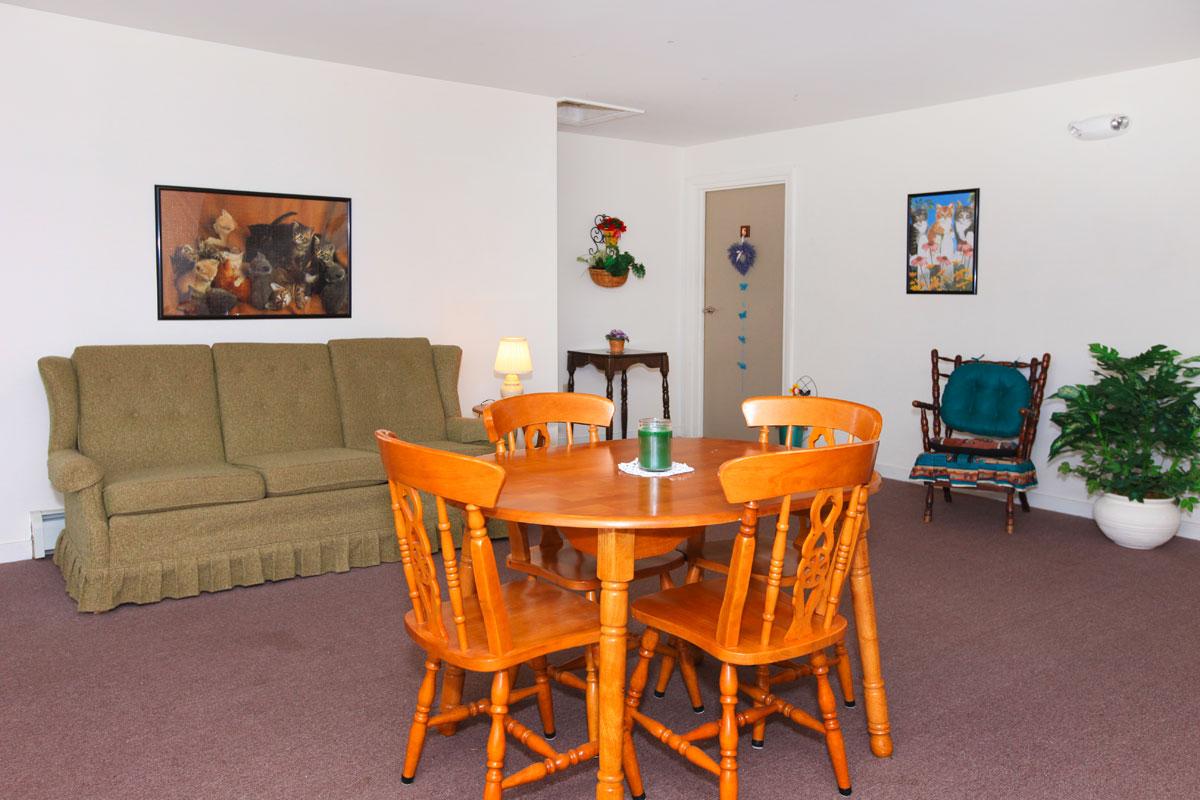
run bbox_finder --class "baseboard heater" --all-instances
[29,509,65,558]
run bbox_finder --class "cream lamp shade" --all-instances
[494,337,533,398]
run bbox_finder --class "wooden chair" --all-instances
[910,350,1051,532]
[376,431,610,798]
[681,396,883,748]
[481,393,704,713]
[623,440,879,798]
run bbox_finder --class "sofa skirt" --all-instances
[55,482,507,613]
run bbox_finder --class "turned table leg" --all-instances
[849,520,893,758]
[595,527,634,800]
[620,370,629,439]
[604,369,615,441]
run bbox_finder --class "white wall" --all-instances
[557,134,684,430]
[0,6,558,561]
[682,59,1200,534]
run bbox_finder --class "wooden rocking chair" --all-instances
[910,349,1051,533]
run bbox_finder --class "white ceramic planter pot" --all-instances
[1092,493,1181,550]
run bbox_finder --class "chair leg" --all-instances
[402,657,441,784]
[624,628,659,800]
[1005,491,1015,534]
[751,665,770,749]
[942,486,952,503]
[530,655,556,740]
[812,652,852,796]
[584,644,599,741]
[653,638,678,699]
[923,484,934,523]
[834,641,856,707]
[718,662,739,800]
[676,638,705,713]
[438,665,466,736]
[1019,491,1031,513]
[483,669,510,800]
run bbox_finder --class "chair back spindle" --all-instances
[716,441,877,649]
[376,430,511,656]
[482,392,613,455]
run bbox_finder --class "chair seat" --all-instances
[234,447,385,496]
[930,436,1018,458]
[910,451,1038,489]
[405,578,600,671]
[684,536,802,581]
[103,462,265,516]
[509,545,686,592]
[632,578,846,666]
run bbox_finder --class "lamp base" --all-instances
[500,374,524,398]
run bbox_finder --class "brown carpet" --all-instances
[3,479,1200,800]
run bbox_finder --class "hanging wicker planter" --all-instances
[589,268,628,289]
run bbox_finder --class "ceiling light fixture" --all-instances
[1067,114,1131,141]
[557,98,644,128]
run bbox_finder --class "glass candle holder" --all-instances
[638,417,672,472]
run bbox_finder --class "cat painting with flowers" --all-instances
[906,189,978,294]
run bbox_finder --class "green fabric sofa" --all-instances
[38,338,497,612]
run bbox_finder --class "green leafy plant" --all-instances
[1049,343,1200,511]
[576,214,646,279]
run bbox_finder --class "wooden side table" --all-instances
[565,349,669,439]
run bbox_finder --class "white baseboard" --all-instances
[0,536,33,564]
[877,462,1200,542]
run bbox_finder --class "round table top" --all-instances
[479,437,786,530]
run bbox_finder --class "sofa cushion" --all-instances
[213,343,344,461]
[234,448,386,496]
[104,462,265,516]
[328,338,448,448]
[73,345,226,474]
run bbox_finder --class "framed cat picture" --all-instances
[155,185,351,319]
[906,188,978,295]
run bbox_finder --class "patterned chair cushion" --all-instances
[910,452,1038,490]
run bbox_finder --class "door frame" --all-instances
[680,166,799,436]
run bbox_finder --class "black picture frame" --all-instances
[155,185,352,319]
[906,188,978,295]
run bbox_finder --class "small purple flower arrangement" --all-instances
[606,329,630,353]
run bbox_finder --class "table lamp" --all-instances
[494,337,532,398]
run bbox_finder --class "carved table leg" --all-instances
[605,369,615,441]
[849,523,892,758]
[567,360,577,393]
[661,364,671,420]
[595,527,634,800]
[620,370,629,439]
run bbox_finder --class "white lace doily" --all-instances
[617,459,695,478]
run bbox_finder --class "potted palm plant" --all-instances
[1049,343,1200,549]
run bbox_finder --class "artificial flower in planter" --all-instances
[1050,343,1200,549]
[605,329,630,354]
[577,214,646,288]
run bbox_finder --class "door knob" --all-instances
[703,305,717,314]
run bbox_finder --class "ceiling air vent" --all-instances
[557,98,644,128]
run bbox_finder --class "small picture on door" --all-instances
[907,189,977,295]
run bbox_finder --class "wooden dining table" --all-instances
[479,436,893,800]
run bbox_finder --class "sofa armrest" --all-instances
[48,449,104,494]
[446,416,490,445]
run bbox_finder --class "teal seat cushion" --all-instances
[910,452,1038,490]
[940,362,1031,438]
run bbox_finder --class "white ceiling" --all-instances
[9,0,1200,145]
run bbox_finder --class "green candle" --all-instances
[638,418,673,472]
